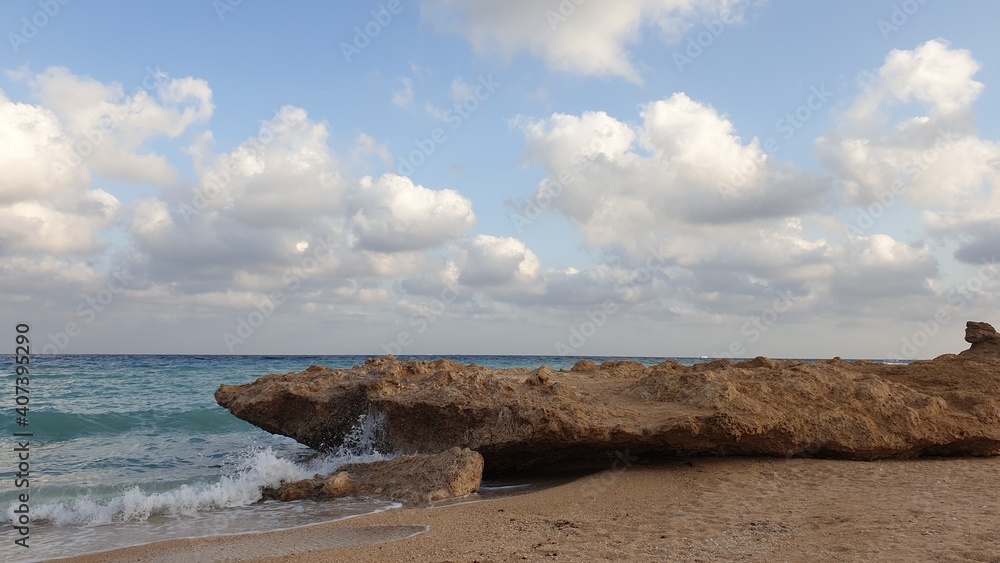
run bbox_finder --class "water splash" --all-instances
[9,412,395,527]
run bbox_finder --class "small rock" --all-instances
[266,478,322,501]
[525,367,553,386]
[321,471,357,498]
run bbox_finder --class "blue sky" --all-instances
[2,0,999,358]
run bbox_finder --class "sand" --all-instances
[61,456,1000,562]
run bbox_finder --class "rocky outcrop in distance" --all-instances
[216,322,1000,474]
[960,321,1000,358]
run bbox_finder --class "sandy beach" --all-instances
[62,455,1000,562]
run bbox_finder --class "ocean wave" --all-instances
[7,408,252,442]
[7,413,393,527]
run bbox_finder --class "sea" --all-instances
[0,353,728,562]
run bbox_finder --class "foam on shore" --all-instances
[2,414,395,562]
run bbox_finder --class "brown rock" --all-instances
[695,359,734,371]
[736,356,777,369]
[960,321,1000,358]
[263,448,483,506]
[342,447,483,506]
[218,332,1000,472]
[263,478,323,501]
[524,367,553,386]
[322,471,357,498]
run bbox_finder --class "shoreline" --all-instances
[60,456,1000,562]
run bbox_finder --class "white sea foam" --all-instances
[8,412,394,527]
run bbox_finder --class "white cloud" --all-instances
[454,234,541,288]
[450,76,474,103]
[0,90,88,203]
[419,0,754,82]
[924,207,1000,265]
[187,106,346,229]
[22,66,213,184]
[509,83,953,325]
[845,39,984,126]
[0,194,119,255]
[349,174,476,252]
[516,92,828,245]
[826,235,937,301]
[0,90,121,256]
[0,255,104,301]
[349,133,394,170]
[127,105,477,317]
[8,39,994,355]
[818,40,998,208]
[817,39,1000,265]
[392,76,415,109]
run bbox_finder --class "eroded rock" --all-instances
[261,447,483,506]
[960,321,1000,358]
[219,327,1000,473]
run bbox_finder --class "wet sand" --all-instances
[62,456,1000,562]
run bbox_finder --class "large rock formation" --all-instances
[262,447,484,506]
[216,327,1000,473]
[960,321,1000,358]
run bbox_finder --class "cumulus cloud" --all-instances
[0,194,119,255]
[515,92,828,245]
[818,40,997,208]
[0,90,120,256]
[454,235,541,288]
[826,235,937,301]
[0,91,88,203]
[507,81,957,326]
[924,209,1000,265]
[419,0,754,82]
[186,106,346,229]
[844,39,984,126]
[129,105,477,312]
[349,174,476,252]
[6,40,994,354]
[817,39,1000,265]
[0,255,108,307]
[349,133,394,170]
[21,66,213,184]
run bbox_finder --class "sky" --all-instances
[1,0,999,358]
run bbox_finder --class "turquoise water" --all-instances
[1,354,699,561]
